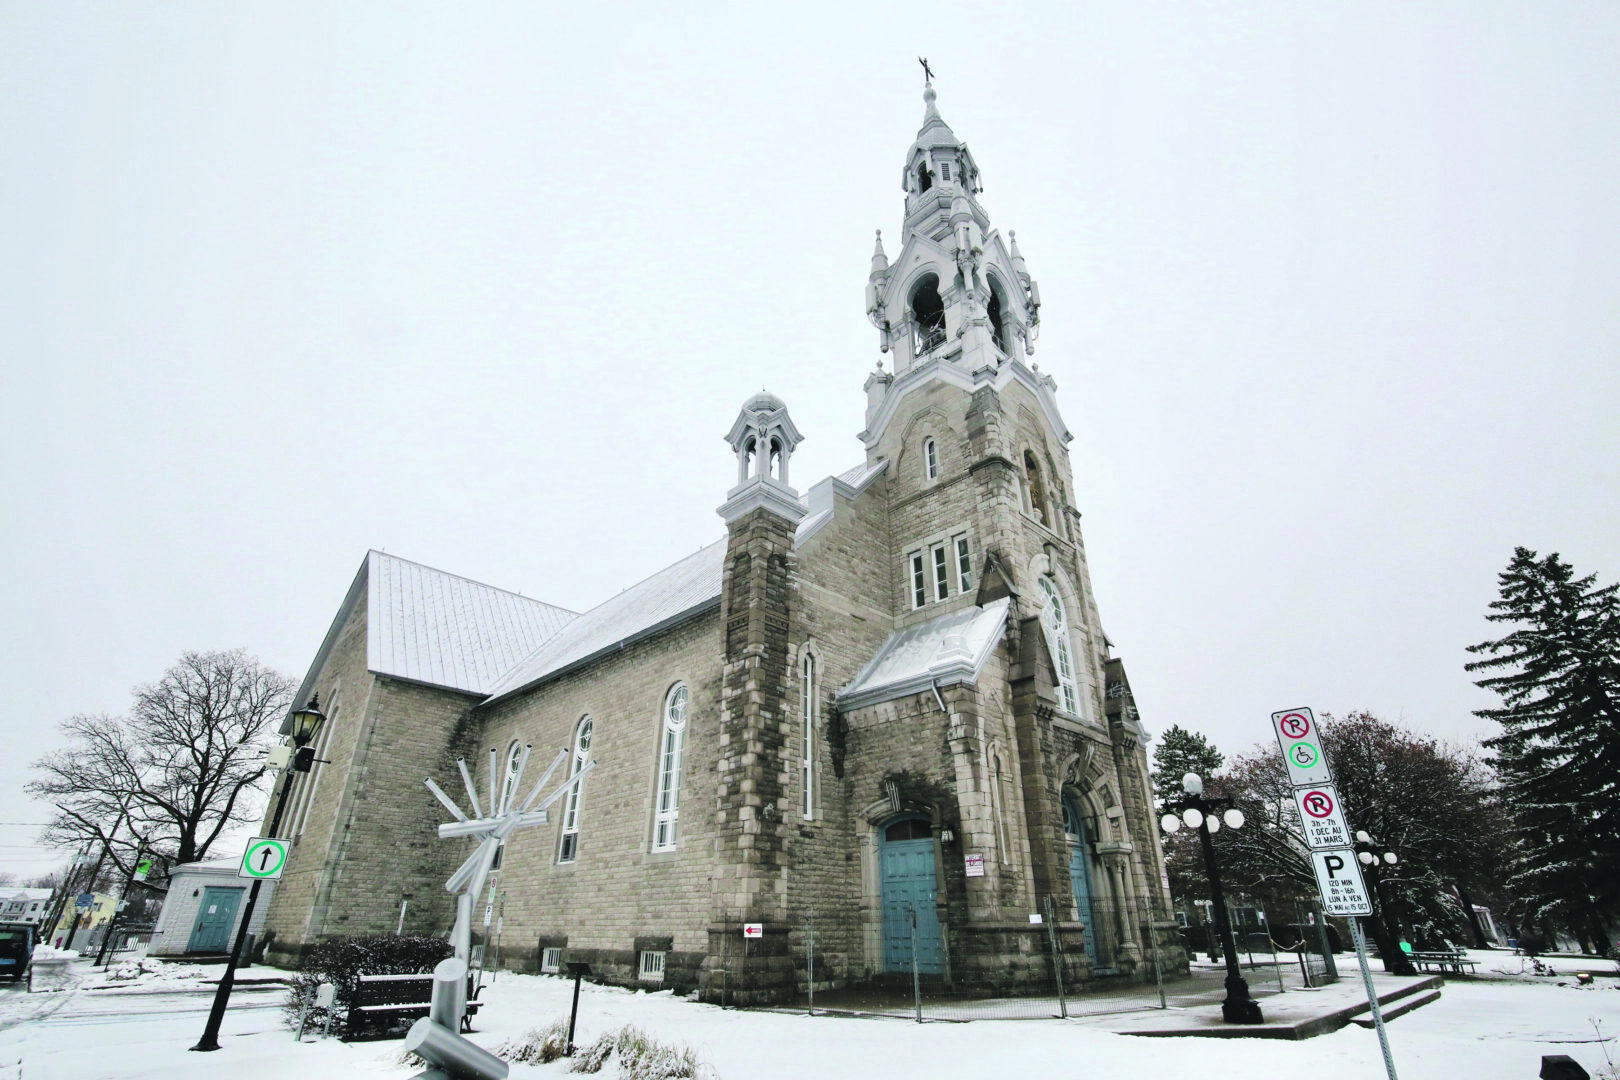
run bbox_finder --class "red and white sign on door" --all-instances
[1292,784,1352,849]
[742,923,763,939]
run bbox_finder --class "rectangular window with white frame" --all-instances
[954,534,972,593]
[932,544,950,601]
[542,948,563,974]
[638,951,666,984]
[910,552,926,608]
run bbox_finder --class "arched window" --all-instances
[986,279,1008,353]
[1038,576,1081,717]
[910,275,946,355]
[916,160,932,193]
[801,653,816,820]
[501,740,524,813]
[559,716,593,863]
[991,751,1012,864]
[1023,450,1049,525]
[924,438,938,481]
[652,686,686,851]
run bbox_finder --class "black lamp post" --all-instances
[1354,830,1415,976]
[191,695,326,1052]
[1161,772,1265,1024]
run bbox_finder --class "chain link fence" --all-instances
[779,896,1185,1021]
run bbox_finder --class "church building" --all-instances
[261,81,1182,1002]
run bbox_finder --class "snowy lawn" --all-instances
[0,962,1617,1079]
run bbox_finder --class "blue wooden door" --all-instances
[880,818,945,975]
[1064,800,1101,966]
[187,886,243,953]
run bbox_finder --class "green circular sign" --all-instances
[1288,741,1320,769]
[243,838,288,879]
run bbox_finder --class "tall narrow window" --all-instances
[653,687,686,851]
[1038,576,1081,716]
[954,535,972,593]
[559,715,593,863]
[1024,450,1050,525]
[801,654,816,819]
[910,553,926,608]
[501,740,524,812]
[939,161,951,181]
[924,438,938,481]
[916,161,932,193]
[291,704,337,839]
[933,544,950,601]
[992,753,1012,864]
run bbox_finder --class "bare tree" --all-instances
[27,649,295,876]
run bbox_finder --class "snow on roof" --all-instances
[482,539,726,704]
[0,888,52,901]
[836,598,1010,710]
[799,459,888,545]
[368,551,578,696]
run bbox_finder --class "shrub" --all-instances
[569,1024,708,1079]
[281,934,454,1038]
[498,1019,571,1065]
[1516,931,1549,958]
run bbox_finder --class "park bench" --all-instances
[344,972,483,1038]
[1410,948,1478,975]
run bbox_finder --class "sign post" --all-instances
[1272,706,1397,1080]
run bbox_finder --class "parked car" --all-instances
[0,923,36,980]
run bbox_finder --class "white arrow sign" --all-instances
[1311,849,1372,916]
[1293,784,1353,850]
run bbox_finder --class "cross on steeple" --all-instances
[918,56,934,85]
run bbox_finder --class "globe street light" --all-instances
[1161,773,1264,1024]
[1353,830,1415,977]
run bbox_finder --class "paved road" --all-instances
[0,969,286,1033]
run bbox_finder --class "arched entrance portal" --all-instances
[880,816,945,974]
[1063,798,1102,967]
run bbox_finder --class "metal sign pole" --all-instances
[1350,916,1398,1080]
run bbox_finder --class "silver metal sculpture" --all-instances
[405,744,595,1080]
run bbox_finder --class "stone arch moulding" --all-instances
[897,406,952,467]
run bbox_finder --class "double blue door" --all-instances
[1065,800,1101,966]
[881,817,945,974]
[187,886,243,954]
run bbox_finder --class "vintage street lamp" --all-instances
[1354,830,1415,976]
[1161,772,1264,1024]
[192,694,327,1052]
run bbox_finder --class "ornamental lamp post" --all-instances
[1160,771,1265,1024]
[191,694,327,1052]
[1353,830,1416,976]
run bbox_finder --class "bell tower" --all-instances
[864,77,1043,381]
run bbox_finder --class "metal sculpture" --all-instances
[405,744,595,1080]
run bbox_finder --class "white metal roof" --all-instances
[368,551,578,696]
[482,539,726,704]
[836,598,1010,710]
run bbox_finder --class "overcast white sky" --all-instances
[3,3,1617,878]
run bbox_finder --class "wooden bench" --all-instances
[344,973,483,1038]
[1410,950,1478,975]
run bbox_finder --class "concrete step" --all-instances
[1351,987,1442,1027]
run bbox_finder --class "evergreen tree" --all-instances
[1150,725,1225,811]
[1150,725,1226,913]
[1466,546,1620,947]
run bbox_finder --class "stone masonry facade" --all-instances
[260,82,1184,999]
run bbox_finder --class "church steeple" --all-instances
[864,78,1042,381]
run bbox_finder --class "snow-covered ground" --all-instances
[0,959,1616,1080]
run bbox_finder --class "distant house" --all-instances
[0,888,54,928]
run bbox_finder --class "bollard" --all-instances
[429,956,469,1033]
[404,1018,509,1080]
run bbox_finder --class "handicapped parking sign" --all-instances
[1272,707,1334,787]
[238,837,289,880]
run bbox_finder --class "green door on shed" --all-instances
[187,886,243,954]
